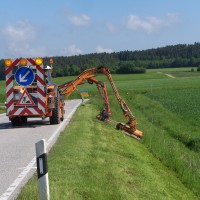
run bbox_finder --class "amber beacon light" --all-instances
[35,58,43,65]
[20,58,28,66]
[5,59,12,67]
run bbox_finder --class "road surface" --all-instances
[0,99,82,200]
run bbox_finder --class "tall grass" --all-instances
[0,84,6,103]
[146,88,200,127]
[133,94,200,194]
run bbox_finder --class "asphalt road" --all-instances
[0,99,83,200]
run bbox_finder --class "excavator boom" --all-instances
[96,67,143,139]
[58,67,143,139]
[58,68,97,98]
[87,77,112,121]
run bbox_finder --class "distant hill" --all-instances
[1,42,200,80]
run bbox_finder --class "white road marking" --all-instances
[0,157,36,200]
[0,100,82,200]
[17,167,37,170]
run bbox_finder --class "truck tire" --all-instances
[50,97,60,124]
[60,107,64,121]
[11,116,27,126]
[21,117,27,124]
[11,117,22,126]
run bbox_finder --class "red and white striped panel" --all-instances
[6,64,14,114]
[5,58,46,116]
[6,58,23,114]
[36,65,45,113]
[10,107,43,116]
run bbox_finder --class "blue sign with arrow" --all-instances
[15,67,35,86]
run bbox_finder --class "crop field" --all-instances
[1,67,200,199]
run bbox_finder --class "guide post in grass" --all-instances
[35,139,50,200]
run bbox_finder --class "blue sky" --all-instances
[0,0,199,59]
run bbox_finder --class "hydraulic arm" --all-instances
[96,67,143,139]
[58,67,143,139]
[58,68,97,98]
[87,77,112,121]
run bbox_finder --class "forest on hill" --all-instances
[1,42,200,80]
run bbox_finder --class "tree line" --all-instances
[1,42,200,80]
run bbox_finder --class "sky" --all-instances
[0,0,200,59]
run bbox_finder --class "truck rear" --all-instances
[5,58,64,126]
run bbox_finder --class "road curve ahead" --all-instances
[0,99,83,200]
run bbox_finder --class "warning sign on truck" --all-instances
[16,90,35,106]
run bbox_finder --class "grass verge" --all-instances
[17,102,197,200]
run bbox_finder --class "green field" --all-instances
[3,67,200,199]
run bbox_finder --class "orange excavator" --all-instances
[58,67,143,140]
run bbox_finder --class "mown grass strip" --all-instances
[17,102,197,200]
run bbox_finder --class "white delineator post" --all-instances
[35,139,50,200]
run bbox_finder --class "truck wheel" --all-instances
[21,117,27,124]
[60,107,64,121]
[50,97,60,124]
[11,117,22,126]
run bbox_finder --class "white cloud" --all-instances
[68,14,90,27]
[3,20,36,42]
[165,13,179,25]
[63,44,83,56]
[126,13,179,33]
[96,45,113,53]
[5,43,46,58]
[106,23,117,33]
[2,20,47,58]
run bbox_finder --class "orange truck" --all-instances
[5,58,64,126]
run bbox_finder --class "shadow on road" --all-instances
[0,120,51,129]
